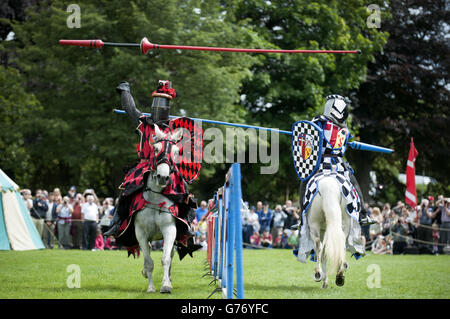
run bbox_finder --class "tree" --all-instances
[231,0,388,204]
[0,65,42,184]
[3,0,264,197]
[350,0,450,204]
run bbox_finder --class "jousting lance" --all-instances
[59,37,362,55]
[112,109,393,154]
[60,38,390,153]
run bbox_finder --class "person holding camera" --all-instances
[434,195,450,249]
[56,196,73,249]
[42,192,58,249]
[31,190,48,238]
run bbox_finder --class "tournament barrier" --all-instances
[204,163,244,299]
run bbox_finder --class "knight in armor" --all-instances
[104,80,197,238]
[291,94,376,230]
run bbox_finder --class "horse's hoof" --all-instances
[336,275,345,287]
[146,286,156,293]
[313,271,323,282]
[160,286,172,293]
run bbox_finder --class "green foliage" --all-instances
[0,65,42,184]
[233,0,388,204]
[5,0,431,208]
[352,0,450,200]
[4,0,263,196]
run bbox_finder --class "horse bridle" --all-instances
[144,138,181,195]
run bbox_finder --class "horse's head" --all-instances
[149,124,183,188]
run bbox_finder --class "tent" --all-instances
[0,169,44,250]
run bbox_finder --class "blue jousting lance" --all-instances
[112,109,393,154]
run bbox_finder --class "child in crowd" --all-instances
[105,235,118,250]
[261,229,273,248]
[250,231,261,247]
[94,229,104,251]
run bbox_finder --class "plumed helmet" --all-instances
[323,94,350,124]
[151,80,177,124]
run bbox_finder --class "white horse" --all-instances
[134,125,183,293]
[307,176,351,288]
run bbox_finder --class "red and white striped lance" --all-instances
[405,137,419,207]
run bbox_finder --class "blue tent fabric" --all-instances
[0,193,11,250]
[0,169,44,250]
[15,191,45,249]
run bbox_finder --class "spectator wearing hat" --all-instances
[67,186,77,201]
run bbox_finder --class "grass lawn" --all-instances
[0,248,448,299]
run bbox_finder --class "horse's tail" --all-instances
[319,177,345,275]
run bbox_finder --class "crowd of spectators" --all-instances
[240,200,302,250]
[20,185,450,256]
[362,195,450,255]
[21,186,211,251]
[21,186,120,251]
[236,195,449,255]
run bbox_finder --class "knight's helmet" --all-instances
[323,94,351,125]
[151,80,177,125]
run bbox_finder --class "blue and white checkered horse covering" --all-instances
[301,171,361,222]
[297,171,365,263]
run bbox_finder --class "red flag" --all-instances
[405,137,419,207]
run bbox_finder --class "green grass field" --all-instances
[0,248,448,299]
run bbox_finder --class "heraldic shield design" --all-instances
[169,117,203,184]
[292,121,323,182]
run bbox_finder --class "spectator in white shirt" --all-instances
[82,195,99,250]
[56,196,73,249]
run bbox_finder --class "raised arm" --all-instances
[116,81,142,127]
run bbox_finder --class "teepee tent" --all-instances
[0,169,44,250]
